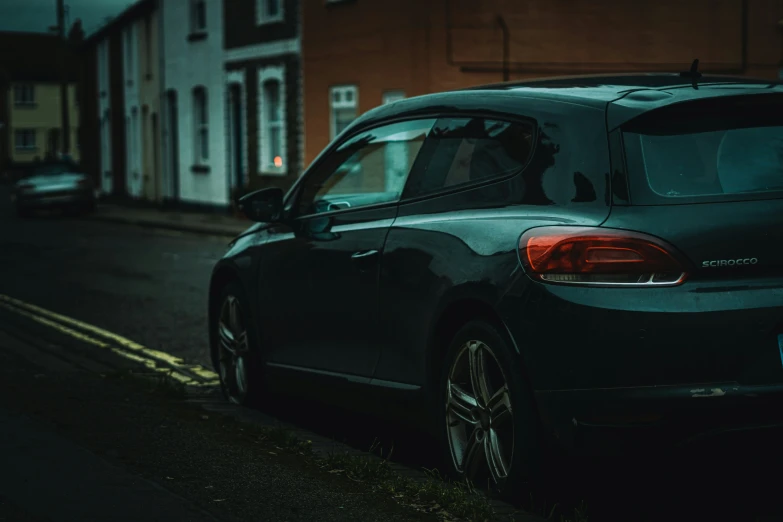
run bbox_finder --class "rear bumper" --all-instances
[16,190,94,209]
[536,383,783,456]
[498,275,783,455]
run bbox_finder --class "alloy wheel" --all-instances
[445,339,514,487]
[217,295,250,403]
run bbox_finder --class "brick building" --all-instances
[223,0,302,196]
[301,0,783,166]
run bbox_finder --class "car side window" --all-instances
[296,119,436,216]
[405,117,535,197]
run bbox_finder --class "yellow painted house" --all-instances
[8,81,80,164]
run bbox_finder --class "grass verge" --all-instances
[117,371,588,522]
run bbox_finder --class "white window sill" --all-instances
[256,15,284,26]
[259,168,287,177]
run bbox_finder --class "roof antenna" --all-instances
[679,59,702,89]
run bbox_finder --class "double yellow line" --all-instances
[0,294,220,387]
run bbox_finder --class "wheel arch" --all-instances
[207,263,243,366]
[427,295,525,394]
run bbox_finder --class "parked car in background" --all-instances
[12,161,97,217]
[207,72,783,498]
[1,162,27,185]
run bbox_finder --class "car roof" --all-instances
[353,73,783,132]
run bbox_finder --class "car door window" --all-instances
[296,119,436,216]
[405,117,535,197]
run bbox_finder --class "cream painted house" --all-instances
[8,82,79,163]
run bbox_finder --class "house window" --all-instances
[124,27,134,84]
[330,85,358,140]
[132,107,139,172]
[256,0,283,25]
[258,66,286,174]
[192,0,207,32]
[14,129,36,150]
[382,90,405,105]
[13,85,35,106]
[144,15,152,77]
[193,87,209,163]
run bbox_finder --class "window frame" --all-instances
[288,116,437,220]
[14,129,37,151]
[329,85,358,141]
[192,86,209,165]
[13,84,35,106]
[256,0,284,25]
[191,0,207,33]
[258,65,286,176]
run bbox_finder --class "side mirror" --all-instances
[238,187,284,223]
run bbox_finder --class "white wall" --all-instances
[123,22,143,198]
[96,39,112,195]
[161,0,227,207]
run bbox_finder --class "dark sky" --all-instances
[0,0,132,36]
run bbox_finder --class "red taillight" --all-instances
[518,226,688,286]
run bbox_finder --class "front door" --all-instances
[166,90,179,200]
[47,129,60,160]
[231,84,243,188]
[257,118,436,378]
[151,113,160,201]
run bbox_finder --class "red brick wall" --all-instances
[302,0,783,166]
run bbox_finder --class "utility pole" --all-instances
[57,0,70,156]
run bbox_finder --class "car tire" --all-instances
[438,319,544,498]
[212,280,266,407]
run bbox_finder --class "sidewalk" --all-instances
[90,203,252,238]
[0,330,446,522]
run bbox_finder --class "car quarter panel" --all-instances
[374,102,612,387]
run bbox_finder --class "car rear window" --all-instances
[622,93,783,204]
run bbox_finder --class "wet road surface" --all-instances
[4,187,783,521]
[0,186,225,368]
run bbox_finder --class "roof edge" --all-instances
[83,0,156,48]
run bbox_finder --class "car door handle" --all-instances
[351,250,379,260]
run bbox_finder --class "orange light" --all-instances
[273,156,283,168]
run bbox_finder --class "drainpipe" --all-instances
[496,15,510,82]
[57,0,71,156]
[778,18,783,79]
[740,0,748,74]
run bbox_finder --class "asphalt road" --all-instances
[0,185,223,368]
